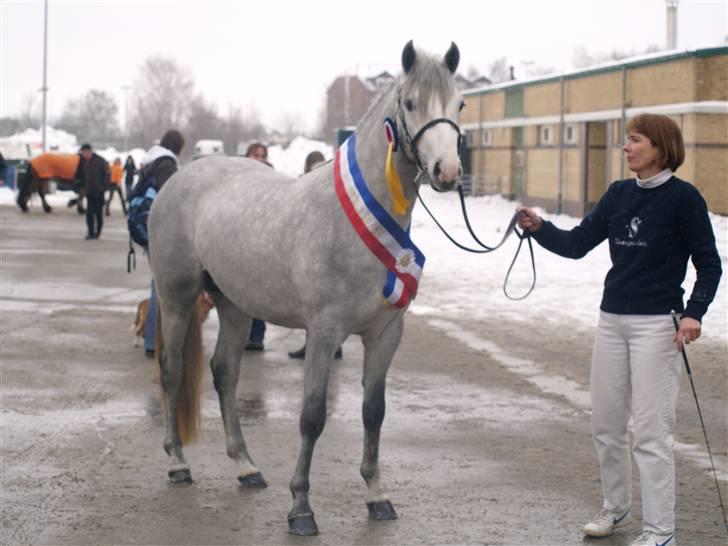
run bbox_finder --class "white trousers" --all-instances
[590,311,682,535]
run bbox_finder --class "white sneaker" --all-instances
[628,531,676,546]
[583,508,632,537]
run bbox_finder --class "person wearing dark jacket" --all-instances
[517,114,721,546]
[123,155,137,202]
[141,129,185,358]
[78,143,110,239]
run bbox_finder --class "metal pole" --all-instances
[41,0,49,153]
[557,76,565,214]
[122,85,131,152]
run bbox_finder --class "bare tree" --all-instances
[127,56,196,149]
[488,57,512,84]
[184,94,224,158]
[572,44,661,69]
[273,111,305,139]
[55,89,120,146]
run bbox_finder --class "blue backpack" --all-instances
[127,158,170,248]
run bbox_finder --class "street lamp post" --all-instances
[122,85,131,152]
[40,0,49,152]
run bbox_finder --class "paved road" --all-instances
[1,200,726,545]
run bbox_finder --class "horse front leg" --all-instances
[287,326,340,536]
[209,292,266,488]
[360,312,404,521]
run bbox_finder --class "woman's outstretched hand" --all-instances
[517,207,543,233]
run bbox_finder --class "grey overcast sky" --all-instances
[1,0,726,133]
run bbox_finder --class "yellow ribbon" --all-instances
[385,142,409,215]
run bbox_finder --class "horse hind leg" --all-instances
[208,288,266,488]
[158,292,204,483]
[287,321,343,536]
[360,312,404,521]
[40,181,52,213]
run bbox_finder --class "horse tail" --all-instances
[156,298,204,445]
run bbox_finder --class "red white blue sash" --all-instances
[334,134,425,308]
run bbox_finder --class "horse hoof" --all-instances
[367,500,398,520]
[168,468,193,483]
[288,513,318,536]
[43,207,52,213]
[238,471,267,488]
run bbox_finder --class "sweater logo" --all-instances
[627,217,641,238]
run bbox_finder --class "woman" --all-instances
[106,157,127,216]
[517,114,721,546]
[123,155,137,203]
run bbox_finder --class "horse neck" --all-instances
[353,87,419,227]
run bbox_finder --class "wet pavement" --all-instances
[1,200,726,545]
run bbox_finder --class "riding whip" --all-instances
[671,311,728,534]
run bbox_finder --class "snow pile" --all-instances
[0,126,79,156]
[267,136,332,178]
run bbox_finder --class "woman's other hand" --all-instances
[674,317,701,352]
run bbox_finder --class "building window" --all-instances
[539,125,553,146]
[481,129,492,147]
[563,123,577,145]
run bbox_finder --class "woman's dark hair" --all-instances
[626,114,685,172]
[304,151,325,173]
[245,142,268,159]
[125,155,135,166]
[160,129,185,156]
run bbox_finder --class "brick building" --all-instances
[460,46,728,214]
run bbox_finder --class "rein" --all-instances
[394,92,537,300]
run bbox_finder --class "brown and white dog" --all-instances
[131,293,214,347]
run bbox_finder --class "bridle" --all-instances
[393,88,537,301]
[395,89,463,189]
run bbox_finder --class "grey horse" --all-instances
[148,40,464,536]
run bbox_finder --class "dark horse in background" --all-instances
[17,152,84,213]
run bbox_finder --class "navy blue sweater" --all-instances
[532,177,722,322]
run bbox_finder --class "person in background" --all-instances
[123,155,137,202]
[242,142,273,351]
[141,129,185,358]
[0,152,7,186]
[288,150,343,360]
[517,114,721,546]
[78,143,110,240]
[106,157,127,216]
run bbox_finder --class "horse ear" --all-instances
[402,40,416,74]
[444,42,460,74]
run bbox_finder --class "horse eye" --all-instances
[459,101,465,112]
[404,99,414,112]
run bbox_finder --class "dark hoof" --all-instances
[43,206,52,213]
[168,468,193,483]
[367,500,398,520]
[238,471,267,488]
[288,513,318,536]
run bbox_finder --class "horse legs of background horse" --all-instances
[15,171,52,213]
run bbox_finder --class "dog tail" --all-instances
[157,300,204,445]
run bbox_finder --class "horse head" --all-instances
[398,40,464,192]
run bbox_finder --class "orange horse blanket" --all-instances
[30,153,80,181]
